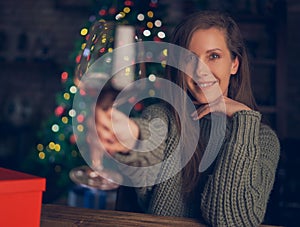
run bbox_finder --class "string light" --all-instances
[80,28,88,36]
[49,142,55,150]
[61,72,68,81]
[55,106,64,116]
[81,43,86,50]
[99,9,106,16]
[143,30,151,37]
[63,93,70,100]
[101,37,107,44]
[124,0,134,6]
[75,55,81,64]
[51,124,59,132]
[77,124,84,132]
[79,89,86,96]
[105,56,112,63]
[147,22,154,29]
[115,12,126,20]
[54,144,61,152]
[39,152,45,160]
[69,109,76,117]
[158,31,165,39]
[71,150,78,157]
[62,116,68,124]
[77,114,85,123]
[69,134,76,144]
[134,102,143,111]
[37,144,44,152]
[128,96,136,103]
[137,14,145,21]
[147,11,154,18]
[148,74,156,82]
[69,86,77,94]
[100,47,106,53]
[154,20,162,27]
[89,15,96,22]
[109,7,117,15]
[149,89,155,97]
[83,48,90,57]
[163,48,168,56]
[123,7,130,13]
[58,134,65,141]
[146,51,153,59]
[78,102,86,110]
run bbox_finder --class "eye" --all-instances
[209,53,220,60]
[185,53,198,63]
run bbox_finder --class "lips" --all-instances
[194,81,217,88]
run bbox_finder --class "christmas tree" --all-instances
[22,0,168,202]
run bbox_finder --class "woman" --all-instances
[91,11,280,226]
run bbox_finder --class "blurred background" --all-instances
[0,0,299,226]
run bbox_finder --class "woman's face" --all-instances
[184,27,239,105]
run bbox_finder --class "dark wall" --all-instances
[0,0,90,168]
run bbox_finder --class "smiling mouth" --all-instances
[195,81,217,88]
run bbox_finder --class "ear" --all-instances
[230,57,239,75]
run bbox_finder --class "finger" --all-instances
[96,108,114,132]
[97,126,116,144]
[192,104,211,120]
[95,112,117,144]
[191,101,221,120]
[101,140,124,155]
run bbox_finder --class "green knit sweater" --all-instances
[114,103,280,227]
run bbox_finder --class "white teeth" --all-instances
[198,82,215,88]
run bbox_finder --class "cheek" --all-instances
[185,77,195,91]
[209,62,231,80]
[209,67,231,91]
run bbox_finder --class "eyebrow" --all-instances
[206,48,222,53]
[186,48,223,57]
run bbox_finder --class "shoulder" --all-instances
[259,123,281,156]
[260,123,280,145]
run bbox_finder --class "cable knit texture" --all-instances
[114,103,280,227]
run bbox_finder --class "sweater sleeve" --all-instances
[113,103,179,187]
[200,110,280,227]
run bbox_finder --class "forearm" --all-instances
[114,117,166,166]
[113,103,178,186]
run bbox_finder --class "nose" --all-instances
[195,59,209,78]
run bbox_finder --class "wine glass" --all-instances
[70,19,138,191]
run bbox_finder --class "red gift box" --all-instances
[0,167,46,227]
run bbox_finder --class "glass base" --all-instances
[70,165,120,190]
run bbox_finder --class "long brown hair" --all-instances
[165,10,258,193]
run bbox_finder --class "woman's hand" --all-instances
[93,106,139,155]
[191,96,251,120]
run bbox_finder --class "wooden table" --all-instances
[41,204,284,227]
